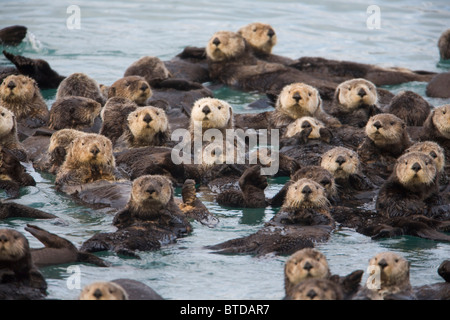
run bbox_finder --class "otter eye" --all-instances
[0,113,4,116]
[405,161,408,165]
[156,112,159,115]
[217,106,222,110]
[443,110,446,115]
[81,143,85,146]
[395,259,399,263]
[253,28,257,32]
[135,114,138,117]
[390,121,395,125]
[308,92,312,96]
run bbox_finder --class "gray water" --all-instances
[1,0,449,300]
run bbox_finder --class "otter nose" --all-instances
[357,88,366,97]
[7,81,16,90]
[212,37,221,46]
[0,234,8,243]
[373,121,382,130]
[411,162,422,172]
[146,186,156,194]
[143,113,152,124]
[302,185,312,195]
[202,105,211,115]
[429,151,437,159]
[335,156,346,166]
[293,92,302,102]
[93,289,103,299]
[378,259,388,269]
[306,289,317,300]
[90,146,100,156]
[303,261,313,271]
[301,121,311,129]
[267,28,275,38]
[140,84,148,91]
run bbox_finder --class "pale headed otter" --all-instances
[124,56,171,86]
[79,281,128,300]
[47,129,88,173]
[288,278,344,300]
[205,30,249,63]
[405,141,445,176]
[282,116,333,145]
[237,22,277,55]
[321,146,361,181]
[284,248,331,298]
[108,76,152,106]
[190,97,233,132]
[114,106,170,151]
[419,105,450,162]
[0,74,49,128]
[48,96,102,131]
[376,152,441,218]
[55,133,117,189]
[0,105,27,161]
[387,90,432,126]
[438,29,450,60]
[270,83,340,133]
[55,72,106,106]
[328,78,381,128]
[355,252,415,300]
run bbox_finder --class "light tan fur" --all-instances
[189,97,234,134]
[79,281,128,300]
[334,78,377,112]
[395,152,436,188]
[365,113,408,147]
[205,31,247,62]
[0,105,24,153]
[0,74,49,125]
[321,146,361,180]
[283,178,330,210]
[405,141,445,173]
[284,116,324,139]
[431,104,450,139]
[237,22,277,54]
[128,175,174,215]
[289,278,343,300]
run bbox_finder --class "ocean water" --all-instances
[0,0,449,300]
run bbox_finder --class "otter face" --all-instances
[0,106,15,138]
[285,248,330,286]
[335,78,377,111]
[395,152,437,188]
[284,116,324,139]
[79,282,128,300]
[321,147,360,180]
[284,178,330,209]
[292,167,337,199]
[190,97,233,130]
[131,175,173,209]
[368,252,410,288]
[276,83,322,120]
[108,76,152,106]
[0,229,29,262]
[237,22,277,54]
[205,31,246,62]
[365,113,406,146]
[290,279,342,300]
[49,97,102,130]
[405,141,445,173]
[127,106,168,140]
[0,74,37,103]
[431,104,450,139]
[69,134,114,166]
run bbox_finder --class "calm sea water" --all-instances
[1,0,449,300]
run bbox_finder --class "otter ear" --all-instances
[317,95,323,110]
[334,87,340,103]
[108,86,116,97]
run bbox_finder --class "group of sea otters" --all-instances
[0,23,449,300]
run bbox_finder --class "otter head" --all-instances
[285,248,331,289]
[284,116,324,139]
[205,31,247,62]
[0,228,29,262]
[49,129,88,169]
[49,96,102,130]
[237,22,277,54]
[108,76,152,106]
[431,104,450,139]
[275,83,322,120]
[290,279,343,300]
[0,74,38,103]
[130,175,174,211]
[79,282,128,300]
[321,147,361,180]
[334,78,377,111]
[365,113,407,147]
[190,97,233,130]
[438,29,450,60]
[291,166,337,200]
[124,56,171,85]
[394,152,437,188]
[405,141,445,173]
[368,252,411,289]
[127,106,169,141]
[67,134,114,167]
[283,178,330,209]
[0,106,16,138]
